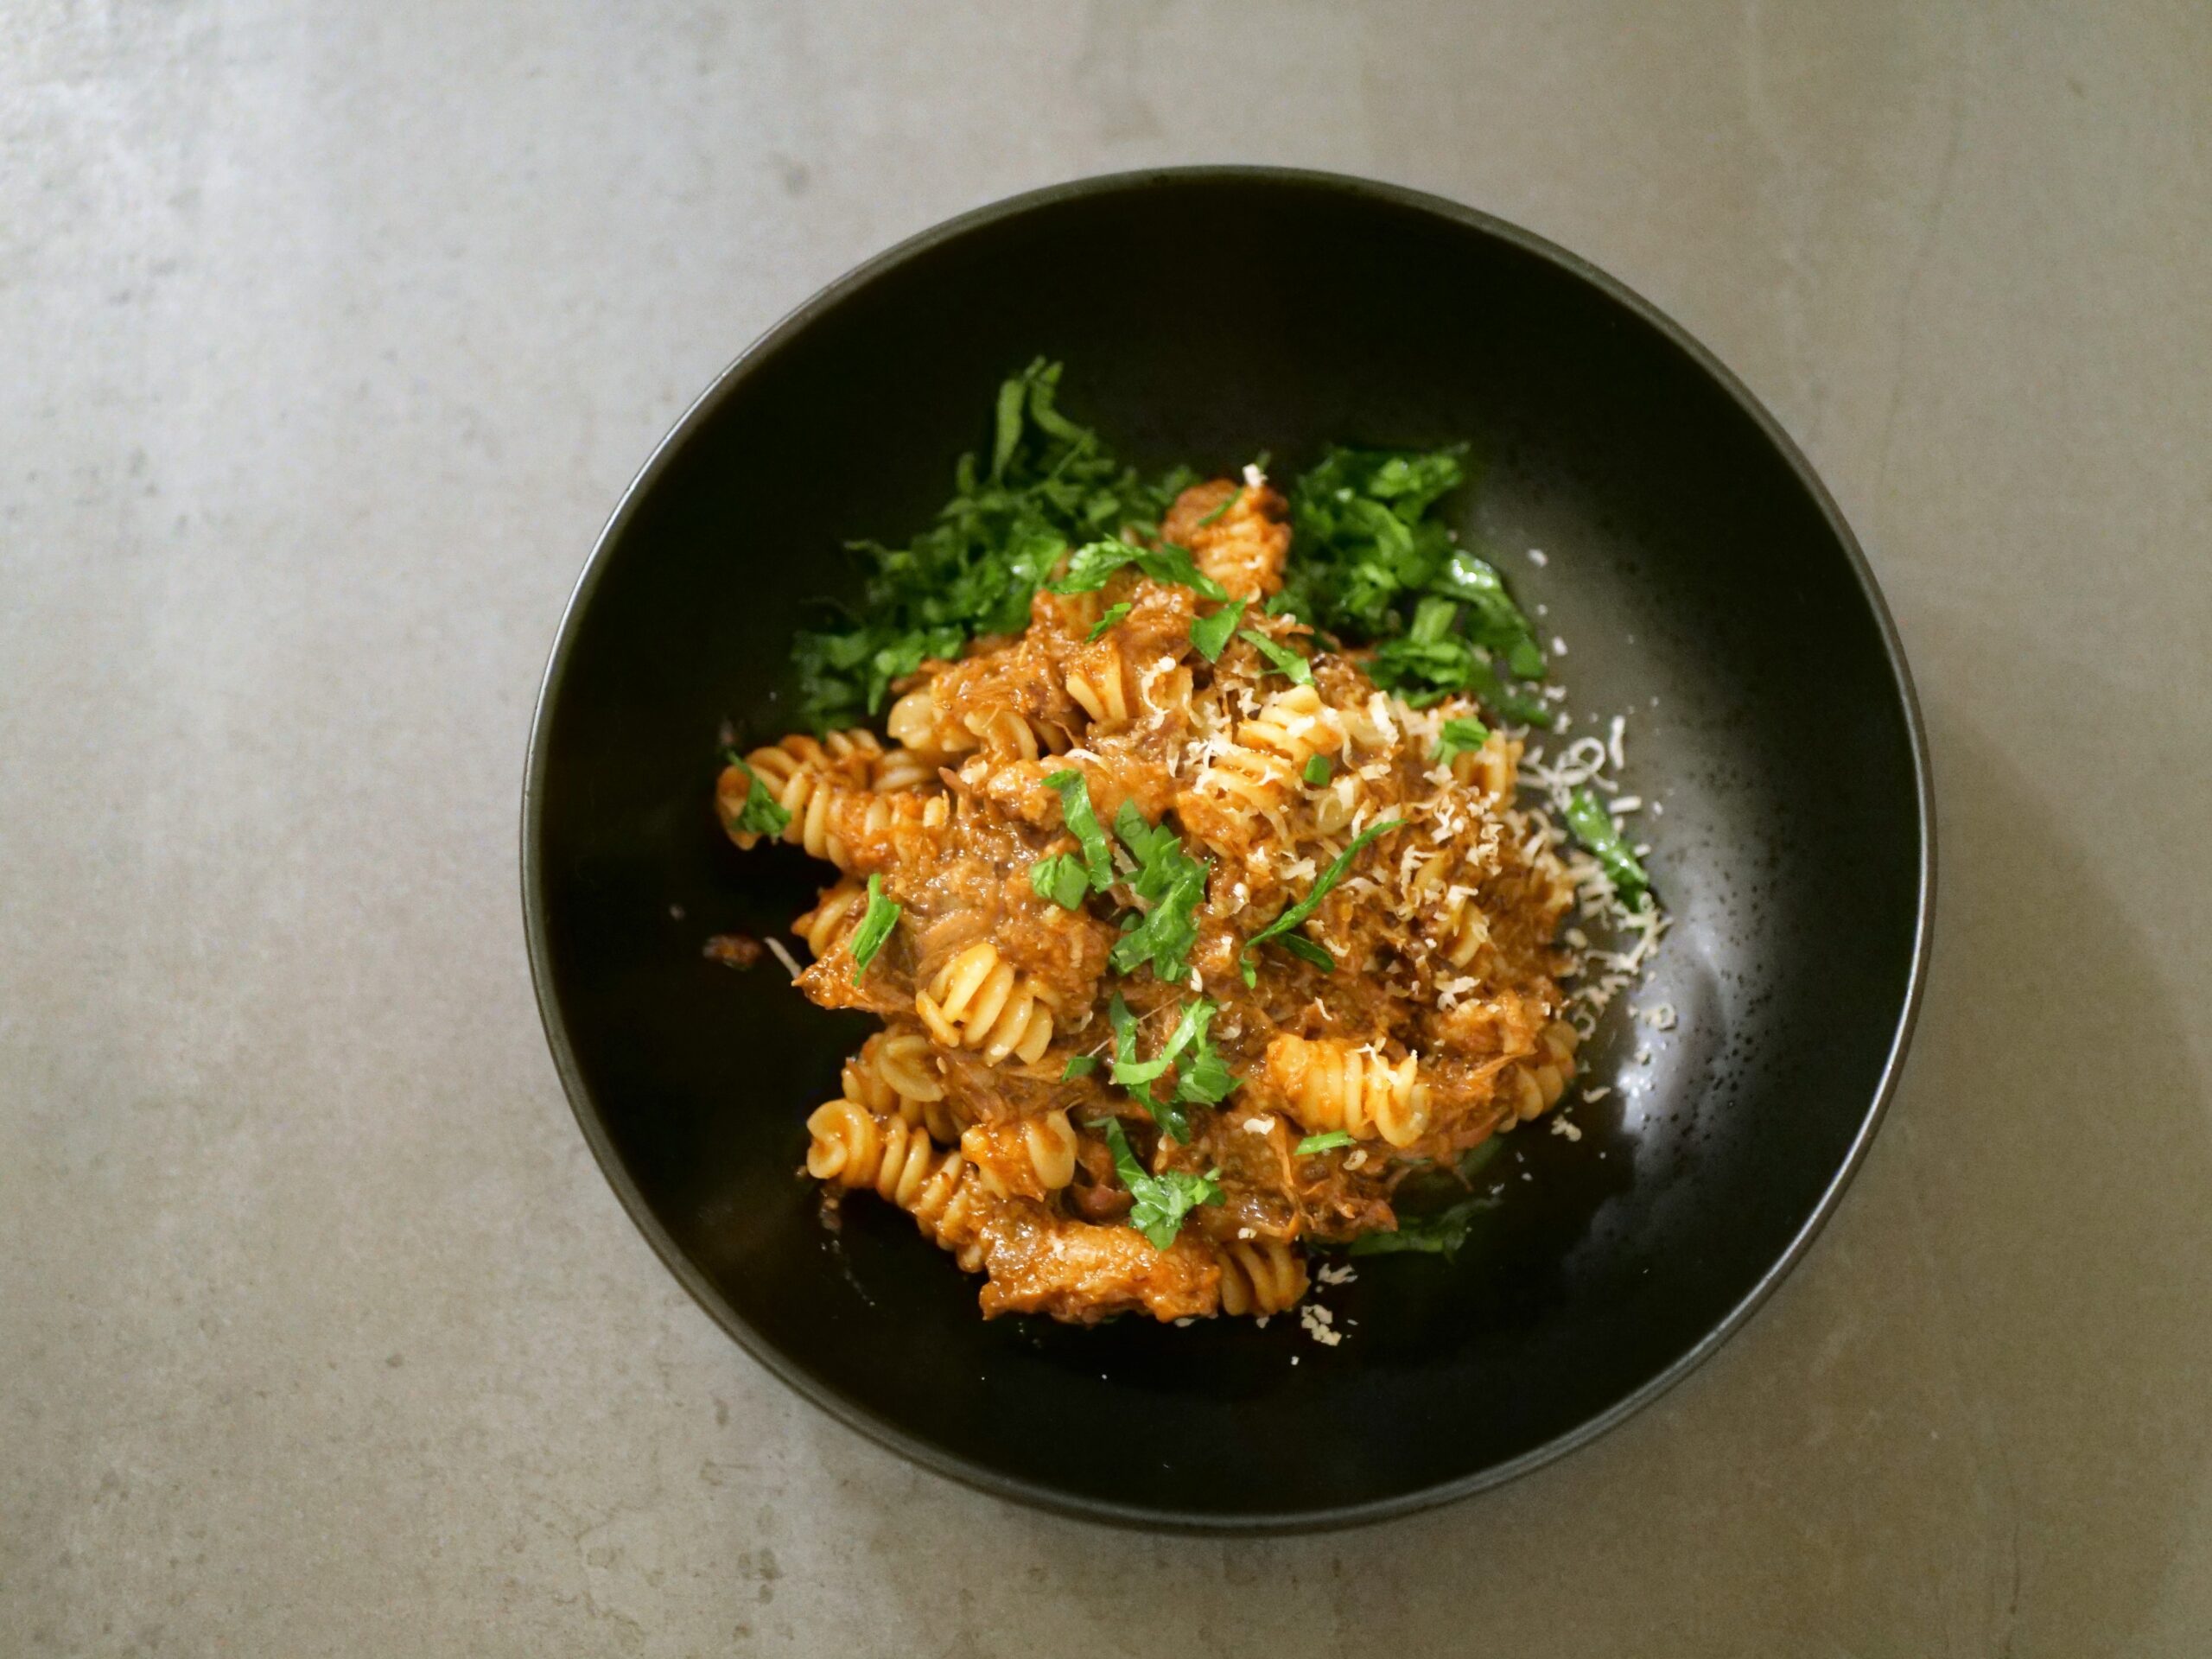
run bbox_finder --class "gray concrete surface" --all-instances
[4,2,2209,1654]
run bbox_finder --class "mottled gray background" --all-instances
[4,3,2209,1655]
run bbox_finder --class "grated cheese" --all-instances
[765,938,804,981]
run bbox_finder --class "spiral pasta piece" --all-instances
[842,1030,962,1144]
[1065,643,1135,727]
[1497,1020,1580,1123]
[1263,1033,1432,1148]
[870,744,941,795]
[887,683,1058,762]
[1216,1240,1309,1317]
[794,880,869,958]
[914,941,1057,1066]
[804,1100,991,1269]
[959,1109,1079,1199]
[732,735,946,869]
[1203,683,1346,816]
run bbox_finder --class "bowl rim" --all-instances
[520,163,1936,1535]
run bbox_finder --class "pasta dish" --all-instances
[715,363,1658,1327]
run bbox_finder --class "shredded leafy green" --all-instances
[1296,1129,1355,1155]
[1565,787,1652,910]
[1105,995,1189,1141]
[1189,599,1245,662]
[789,360,1191,731]
[1344,1193,1497,1258]
[1043,770,1114,893]
[721,753,793,838]
[1301,753,1332,787]
[1433,717,1491,764]
[1062,1053,1099,1080]
[1239,818,1404,985]
[1029,852,1090,912]
[1107,802,1210,983]
[1087,601,1132,642]
[847,874,901,982]
[1050,539,1229,602]
[1237,628,1313,687]
[1195,486,1243,528]
[1268,442,1548,726]
[1088,1116,1223,1250]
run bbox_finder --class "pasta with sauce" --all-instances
[715,365,1662,1328]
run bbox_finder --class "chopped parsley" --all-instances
[1237,627,1313,687]
[1061,1053,1099,1080]
[1433,717,1491,764]
[1565,787,1652,911]
[846,874,901,983]
[1088,1116,1223,1250]
[1344,1193,1496,1258]
[1188,599,1245,662]
[1102,993,1240,1140]
[1277,444,1470,635]
[1295,1129,1354,1155]
[1029,852,1090,912]
[1369,596,1550,724]
[1106,802,1210,983]
[721,752,793,838]
[1194,486,1243,527]
[789,359,1191,731]
[1043,770,1114,893]
[1430,550,1546,680]
[1050,539,1230,602]
[1301,753,1332,787]
[1086,601,1132,641]
[1239,818,1404,984]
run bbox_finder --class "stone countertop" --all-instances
[4,3,2208,1654]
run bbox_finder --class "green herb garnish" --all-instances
[1087,601,1133,641]
[1029,852,1090,912]
[790,360,1191,730]
[1106,802,1210,983]
[1189,599,1245,662]
[1295,1129,1355,1155]
[1062,1053,1099,1080]
[1429,550,1545,679]
[1238,818,1403,985]
[1105,994,1188,1141]
[1050,539,1230,602]
[1088,1116,1223,1250]
[1194,486,1243,528]
[1043,770,1114,893]
[721,752,793,838]
[1433,717,1491,764]
[1276,444,1469,635]
[847,874,901,983]
[1369,597,1549,724]
[1301,753,1332,787]
[1564,787,1652,911]
[1237,628,1313,687]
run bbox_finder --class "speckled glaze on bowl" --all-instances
[522,167,1932,1532]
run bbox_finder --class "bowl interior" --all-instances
[526,172,1925,1528]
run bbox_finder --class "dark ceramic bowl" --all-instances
[522,167,1932,1531]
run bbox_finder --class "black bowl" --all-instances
[522,167,1932,1531]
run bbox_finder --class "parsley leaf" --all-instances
[1433,717,1491,763]
[1088,1116,1222,1250]
[1565,787,1652,911]
[1195,486,1243,528]
[1188,599,1245,662]
[1237,628,1313,687]
[1106,802,1210,983]
[1086,601,1132,642]
[1029,852,1090,912]
[1345,1193,1496,1258]
[1061,1053,1099,1080]
[1369,598,1549,725]
[721,752,793,837]
[1429,550,1545,680]
[1105,994,1189,1141]
[1302,753,1332,786]
[1238,818,1403,984]
[1043,770,1114,893]
[1277,444,1468,635]
[1295,1129,1355,1155]
[1050,539,1230,602]
[789,360,1190,731]
[847,874,901,983]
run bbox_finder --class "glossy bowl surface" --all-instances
[523,167,1932,1531]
